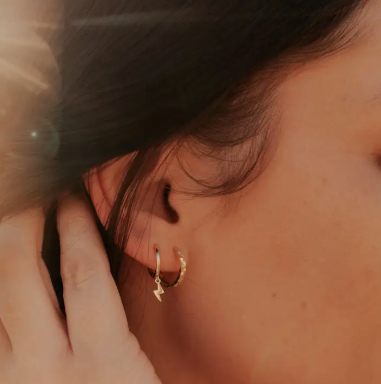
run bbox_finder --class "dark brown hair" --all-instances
[0,0,367,309]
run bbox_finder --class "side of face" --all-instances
[90,1,381,383]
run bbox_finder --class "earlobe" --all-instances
[86,155,188,274]
[149,245,188,302]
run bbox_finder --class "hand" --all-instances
[0,195,161,384]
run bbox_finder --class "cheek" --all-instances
[186,137,381,381]
[248,151,381,381]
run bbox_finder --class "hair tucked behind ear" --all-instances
[0,0,368,308]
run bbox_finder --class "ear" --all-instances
[87,154,191,273]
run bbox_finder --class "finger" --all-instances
[0,318,11,357]
[0,209,67,353]
[38,257,61,313]
[58,195,129,356]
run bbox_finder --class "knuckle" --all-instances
[61,250,101,289]
[66,214,90,238]
[0,237,37,266]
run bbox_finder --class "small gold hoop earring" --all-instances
[148,246,187,302]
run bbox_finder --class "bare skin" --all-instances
[89,1,381,383]
[0,197,160,384]
[4,0,381,383]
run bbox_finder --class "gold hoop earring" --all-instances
[148,246,187,302]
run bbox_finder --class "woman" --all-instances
[0,0,380,382]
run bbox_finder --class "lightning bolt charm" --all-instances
[154,279,164,302]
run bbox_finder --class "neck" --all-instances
[119,257,208,384]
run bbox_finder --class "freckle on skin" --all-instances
[301,301,308,310]
[272,292,277,298]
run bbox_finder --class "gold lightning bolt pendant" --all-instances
[154,280,164,302]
